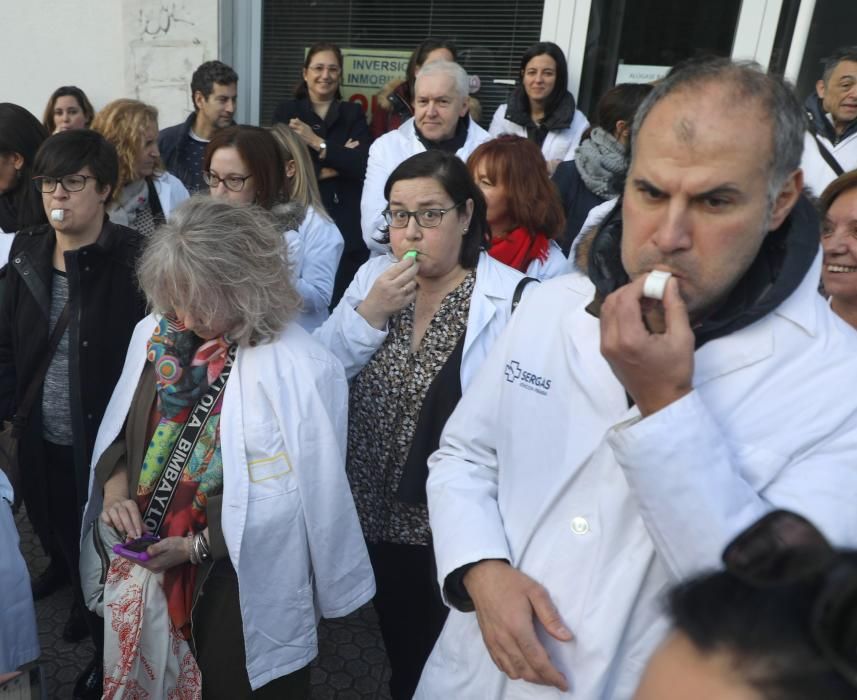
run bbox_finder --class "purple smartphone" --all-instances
[113,534,160,562]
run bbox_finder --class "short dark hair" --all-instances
[42,86,95,133]
[203,125,285,210]
[191,61,238,109]
[295,42,344,100]
[0,103,49,229]
[822,46,857,84]
[33,129,119,196]
[519,42,570,118]
[406,39,458,100]
[667,562,857,699]
[378,150,487,269]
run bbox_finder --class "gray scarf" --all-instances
[107,179,151,231]
[574,128,627,198]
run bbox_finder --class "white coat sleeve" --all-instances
[294,216,344,315]
[360,139,392,254]
[488,104,507,137]
[559,110,590,162]
[313,261,388,379]
[608,390,857,580]
[427,317,517,602]
[289,354,375,617]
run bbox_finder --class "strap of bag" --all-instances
[807,112,845,177]
[12,301,71,434]
[511,276,539,313]
[141,344,237,535]
[146,177,167,228]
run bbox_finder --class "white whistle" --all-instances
[643,270,672,300]
[50,209,64,222]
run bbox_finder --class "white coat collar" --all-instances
[399,115,489,157]
[462,253,518,358]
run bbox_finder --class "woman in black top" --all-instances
[0,103,48,233]
[272,42,371,305]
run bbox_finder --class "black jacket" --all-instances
[0,219,147,505]
[272,98,371,253]
[158,112,202,193]
[552,160,607,255]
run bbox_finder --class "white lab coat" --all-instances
[489,103,590,164]
[289,205,344,332]
[81,316,375,690]
[360,116,491,254]
[314,252,525,387]
[0,472,39,675]
[525,240,571,280]
[417,251,857,699]
[801,127,857,197]
[152,171,190,216]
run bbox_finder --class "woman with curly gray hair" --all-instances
[81,196,374,699]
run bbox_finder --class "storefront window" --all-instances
[260,0,545,128]
[577,0,741,116]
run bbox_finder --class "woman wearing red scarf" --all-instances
[468,134,570,279]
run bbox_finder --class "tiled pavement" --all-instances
[14,508,392,699]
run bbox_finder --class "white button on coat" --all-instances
[570,516,590,535]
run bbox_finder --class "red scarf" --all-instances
[488,226,550,273]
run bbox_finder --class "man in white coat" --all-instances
[361,60,490,254]
[417,59,857,699]
[801,46,857,197]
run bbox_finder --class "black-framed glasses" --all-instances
[203,171,253,192]
[32,174,97,193]
[723,510,857,688]
[382,202,464,229]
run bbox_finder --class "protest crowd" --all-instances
[1,22,857,700]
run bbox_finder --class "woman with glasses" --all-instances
[635,510,857,700]
[204,124,342,331]
[92,99,188,235]
[272,41,371,306]
[489,42,589,175]
[467,135,569,279]
[0,103,48,236]
[315,149,525,700]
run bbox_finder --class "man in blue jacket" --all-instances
[158,60,238,194]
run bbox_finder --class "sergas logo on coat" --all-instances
[504,360,552,395]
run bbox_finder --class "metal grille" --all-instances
[260,0,546,128]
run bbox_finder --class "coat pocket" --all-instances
[244,421,298,500]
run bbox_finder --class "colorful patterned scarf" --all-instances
[137,316,232,639]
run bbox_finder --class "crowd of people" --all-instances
[0,35,856,700]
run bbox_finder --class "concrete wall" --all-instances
[3,0,219,129]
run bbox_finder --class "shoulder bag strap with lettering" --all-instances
[141,344,236,535]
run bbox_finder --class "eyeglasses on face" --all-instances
[723,509,857,689]
[32,174,97,193]
[203,171,253,192]
[382,202,463,229]
[308,64,341,76]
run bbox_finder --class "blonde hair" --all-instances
[137,196,302,346]
[91,99,160,198]
[269,123,330,220]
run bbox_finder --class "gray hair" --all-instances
[416,60,469,102]
[137,196,301,347]
[822,46,857,85]
[630,59,806,204]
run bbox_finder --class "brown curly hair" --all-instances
[91,99,161,199]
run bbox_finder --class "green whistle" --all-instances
[404,250,419,260]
